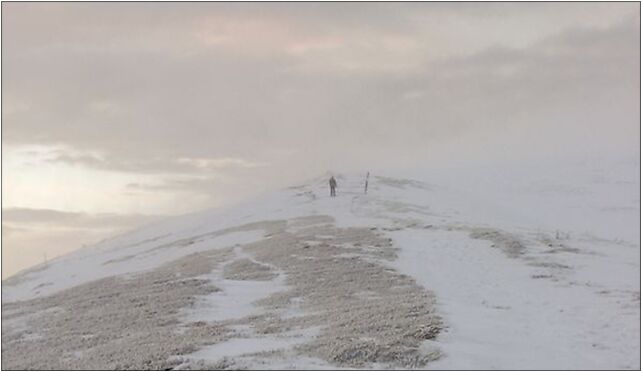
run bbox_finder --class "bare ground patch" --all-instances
[3,216,441,370]
[2,248,235,370]
[207,216,442,369]
[222,259,277,281]
[468,228,526,258]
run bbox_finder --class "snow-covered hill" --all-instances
[2,160,640,370]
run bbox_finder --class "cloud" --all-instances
[2,3,639,277]
[40,146,265,174]
[2,207,167,278]
[2,207,164,231]
[122,174,252,210]
[2,3,639,199]
[176,157,264,169]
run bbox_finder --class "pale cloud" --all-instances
[3,144,264,217]
[3,8,638,174]
[28,145,265,175]
[2,2,639,277]
[195,15,297,50]
[2,207,165,278]
[176,157,264,170]
[3,207,163,231]
[3,100,30,115]
[88,100,121,114]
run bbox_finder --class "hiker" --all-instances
[329,176,337,197]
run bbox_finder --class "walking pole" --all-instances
[364,172,370,194]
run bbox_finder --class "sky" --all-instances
[2,2,640,278]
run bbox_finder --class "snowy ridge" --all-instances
[2,160,639,369]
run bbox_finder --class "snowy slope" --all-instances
[2,159,639,370]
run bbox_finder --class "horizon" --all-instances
[2,2,640,278]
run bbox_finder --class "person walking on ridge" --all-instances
[329,176,337,197]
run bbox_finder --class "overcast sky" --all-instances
[2,2,640,277]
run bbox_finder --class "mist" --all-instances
[2,2,639,277]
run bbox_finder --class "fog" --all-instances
[2,2,639,277]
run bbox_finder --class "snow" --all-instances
[184,246,288,323]
[186,326,322,365]
[3,156,639,369]
[188,274,286,322]
[189,337,301,361]
[391,229,639,370]
[3,229,267,302]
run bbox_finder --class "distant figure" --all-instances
[329,176,337,197]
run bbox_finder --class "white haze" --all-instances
[1,2,639,277]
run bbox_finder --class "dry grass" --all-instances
[2,216,441,370]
